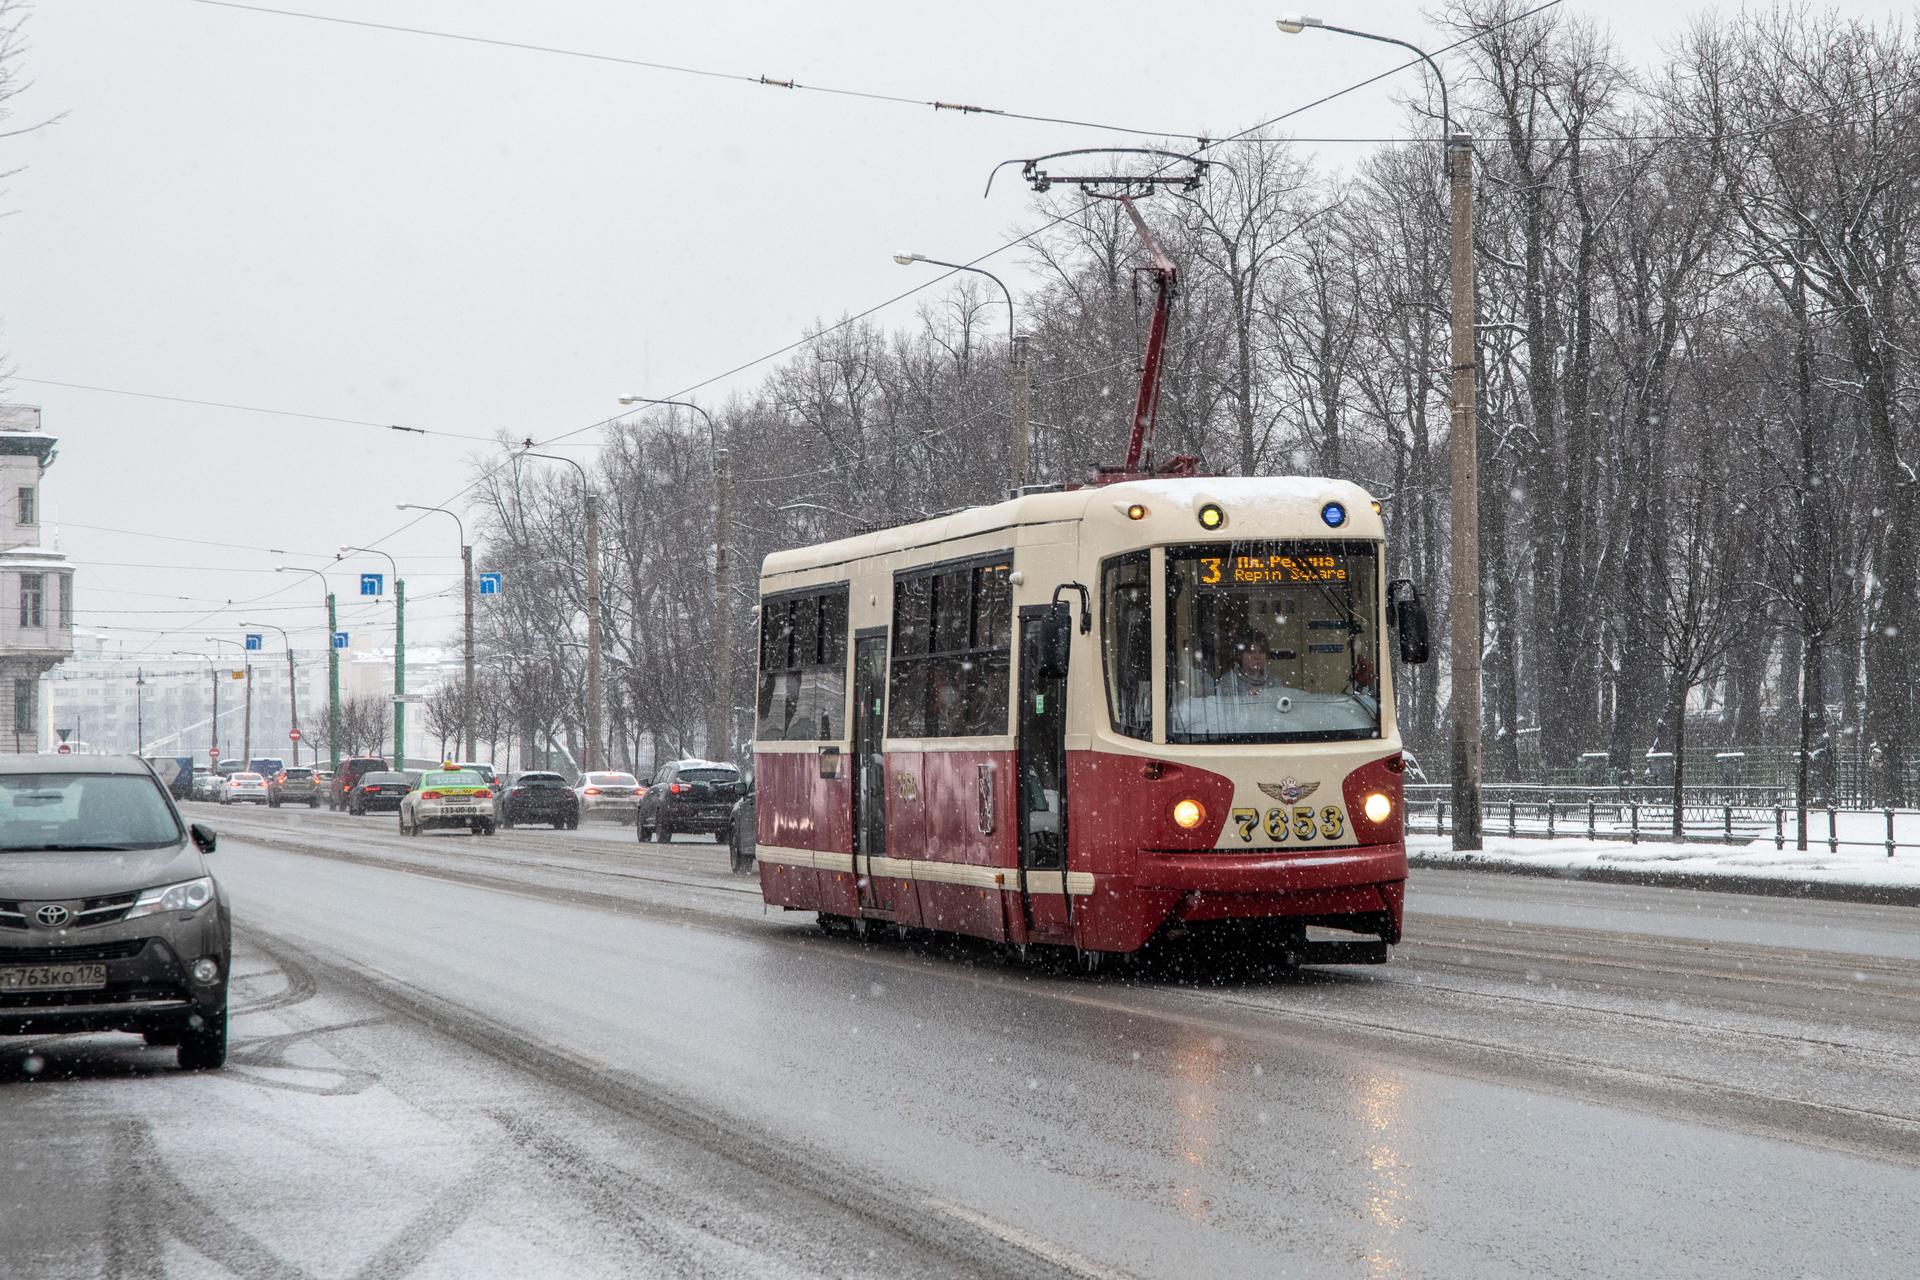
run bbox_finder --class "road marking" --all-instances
[934,1203,1135,1280]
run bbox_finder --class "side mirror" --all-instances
[1388,580,1431,665]
[190,823,217,854]
[1039,601,1073,678]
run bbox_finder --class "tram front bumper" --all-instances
[1132,843,1406,942]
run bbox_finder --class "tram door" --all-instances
[852,631,889,912]
[1017,606,1073,940]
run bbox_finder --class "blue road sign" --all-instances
[478,571,503,596]
[332,632,349,649]
[244,633,263,651]
[359,573,384,597]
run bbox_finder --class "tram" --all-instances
[749,474,1432,967]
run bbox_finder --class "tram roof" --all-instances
[760,474,1382,580]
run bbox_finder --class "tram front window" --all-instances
[1165,541,1381,743]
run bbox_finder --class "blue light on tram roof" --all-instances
[1321,501,1348,528]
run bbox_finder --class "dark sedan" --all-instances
[347,771,412,815]
[500,772,579,830]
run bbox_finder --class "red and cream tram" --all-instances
[750,475,1431,967]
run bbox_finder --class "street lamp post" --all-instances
[276,565,340,771]
[397,504,476,761]
[1279,14,1482,850]
[341,546,404,767]
[616,396,733,761]
[205,637,249,767]
[893,253,1029,490]
[240,620,299,767]
[172,651,220,764]
[514,448,600,773]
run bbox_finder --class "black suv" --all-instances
[637,760,741,843]
[500,772,579,830]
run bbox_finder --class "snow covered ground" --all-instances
[1409,815,1920,897]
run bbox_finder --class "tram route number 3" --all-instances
[1229,804,1345,843]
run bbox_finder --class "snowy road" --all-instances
[5,807,1918,1279]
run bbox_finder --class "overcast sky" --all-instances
[0,0,1896,667]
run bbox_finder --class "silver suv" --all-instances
[0,756,232,1070]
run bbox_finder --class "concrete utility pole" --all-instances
[1279,14,1483,850]
[516,449,600,772]
[893,253,1026,489]
[614,398,732,759]
[397,504,477,760]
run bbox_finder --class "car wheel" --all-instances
[176,1008,228,1071]
[654,819,672,843]
[502,813,516,829]
[142,1027,182,1047]
[480,822,497,837]
[566,816,579,831]
[309,799,319,809]
[717,826,732,845]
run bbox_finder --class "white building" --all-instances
[0,405,75,750]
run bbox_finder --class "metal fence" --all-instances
[1405,784,1919,857]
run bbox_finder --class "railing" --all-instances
[1405,784,1919,857]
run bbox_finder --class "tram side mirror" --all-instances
[1038,602,1074,678]
[1388,580,1431,665]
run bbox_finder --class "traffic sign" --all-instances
[360,573,384,597]
[244,633,263,651]
[209,746,221,759]
[55,742,72,755]
[478,571,503,596]
[332,631,349,649]
[55,727,71,743]
[289,727,303,742]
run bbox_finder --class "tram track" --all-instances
[212,819,1920,1168]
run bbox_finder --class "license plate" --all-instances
[0,963,108,992]
[441,805,477,815]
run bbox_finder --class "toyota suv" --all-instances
[0,755,231,1069]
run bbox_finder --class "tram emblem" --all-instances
[1257,778,1320,805]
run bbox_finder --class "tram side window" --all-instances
[756,586,849,742]
[890,558,1012,737]
[1102,552,1152,740]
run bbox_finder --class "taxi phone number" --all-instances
[1228,804,1345,843]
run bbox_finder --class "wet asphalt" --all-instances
[3,805,1916,1279]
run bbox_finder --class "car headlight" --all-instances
[126,876,216,920]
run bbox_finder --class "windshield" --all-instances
[1165,540,1381,743]
[0,772,184,851]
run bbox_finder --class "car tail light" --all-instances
[583,787,601,795]
[669,783,683,794]
[510,786,525,795]
[475,789,492,800]
[420,790,444,801]
[363,784,380,793]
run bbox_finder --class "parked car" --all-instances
[636,759,741,843]
[500,772,579,830]
[399,770,497,837]
[222,772,269,806]
[727,775,755,874]
[328,757,390,810]
[0,755,231,1069]
[575,771,643,823]
[346,771,412,816]
[267,766,320,808]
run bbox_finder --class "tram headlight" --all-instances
[1197,503,1225,530]
[1363,791,1393,824]
[1126,502,1148,521]
[1172,798,1206,829]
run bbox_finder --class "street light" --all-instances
[340,545,406,768]
[397,503,477,762]
[615,396,733,762]
[277,565,341,771]
[170,650,220,765]
[1278,14,1483,851]
[205,637,251,767]
[512,447,601,772]
[892,252,1031,489]
[239,620,300,768]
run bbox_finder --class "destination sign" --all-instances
[1197,553,1349,587]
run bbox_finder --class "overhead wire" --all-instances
[9,376,499,443]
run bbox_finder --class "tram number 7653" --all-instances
[1230,805,1346,843]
